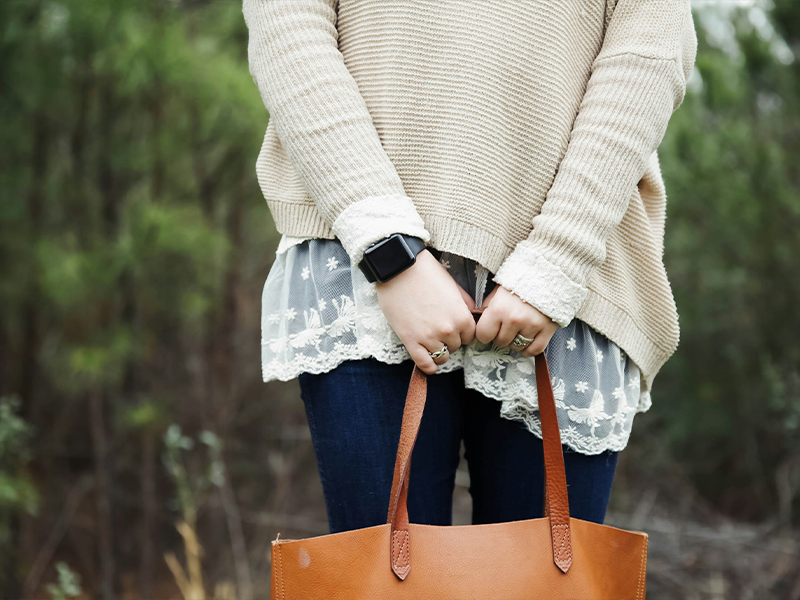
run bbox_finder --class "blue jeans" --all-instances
[298,358,619,533]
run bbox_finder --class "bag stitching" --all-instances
[552,523,572,565]
[392,530,410,571]
[552,524,572,572]
[393,531,408,567]
[272,545,277,599]
[637,535,648,600]
[278,542,285,600]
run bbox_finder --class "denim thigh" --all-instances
[462,386,619,525]
[298,358,464,533]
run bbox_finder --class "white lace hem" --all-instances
[262,338,651,455]
[261,236,650,456]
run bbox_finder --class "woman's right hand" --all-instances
[375,249,477,374]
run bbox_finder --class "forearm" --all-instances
[494,0,697,327]
[243,0,429,263]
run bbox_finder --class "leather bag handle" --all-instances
[386,347,574,580]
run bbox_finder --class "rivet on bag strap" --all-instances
[387,352,573,579]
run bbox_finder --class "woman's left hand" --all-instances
[475,284,559,357]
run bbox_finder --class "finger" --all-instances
[521,329,551,357]
[440,328,463,354]
[521,344,539,358]
[493,319,520,348]
[445,309,478,349]
[522,339,546,357]
[520,337,539,357]
[408,344,439,375]
[432,348,450,366]
[458,311,477,346]
[457,285,476,312]
[475,308,502,344]
[511,324,539,354]
[522,328,555,357]
[422,339,451,366]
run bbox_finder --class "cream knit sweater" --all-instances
[243,0,698,394]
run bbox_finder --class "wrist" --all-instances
[493,240,588,328]
[358,233,427,283]
[375,247,438,287]
[330,195,430,265]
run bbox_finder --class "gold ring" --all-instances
[511,333,534,348]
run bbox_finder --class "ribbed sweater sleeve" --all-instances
[493,0,698,328]
[242,0,430,264]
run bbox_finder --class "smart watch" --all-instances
[357,233,427,283]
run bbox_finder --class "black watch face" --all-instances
[367,235,415,281]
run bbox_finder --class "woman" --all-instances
[243,0,697,531]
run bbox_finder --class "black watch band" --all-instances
[358,233,428,283]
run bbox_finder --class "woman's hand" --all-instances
[475,284,558,357]
[376,249,477,374]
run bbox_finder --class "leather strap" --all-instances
[386,348,573,579]
[386,366,426,580]
[535,351,573,573]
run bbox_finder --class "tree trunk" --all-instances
[139,427,156,600]
[90,390,116,600]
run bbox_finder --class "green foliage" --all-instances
[0,0,273,413]
[162,425,225,523]
[0,396,38,593]
[0,0,275,593]
[46,563,81,600]
[648,4,800,519]
[0,398,33,464]
[0,397,37,515]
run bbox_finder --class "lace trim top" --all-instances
[261,236,652,455]
[243,0,698,393]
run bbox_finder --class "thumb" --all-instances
[457,284,476,311]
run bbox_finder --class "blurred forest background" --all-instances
[1,0,799,598]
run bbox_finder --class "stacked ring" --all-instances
[511,333,534,349]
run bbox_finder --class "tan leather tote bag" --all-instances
[271,352,648,599]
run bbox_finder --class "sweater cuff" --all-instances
[493,240,588,328]
[331,194,431,265]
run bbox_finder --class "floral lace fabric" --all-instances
[261,236,652,455]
